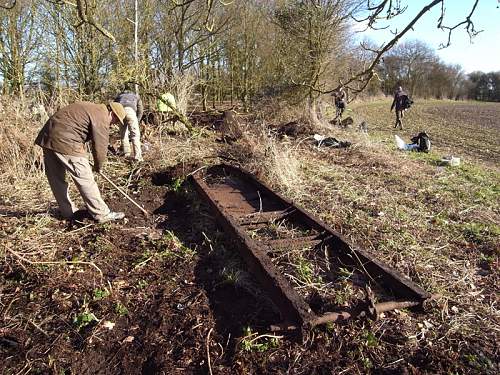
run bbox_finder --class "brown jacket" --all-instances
[35,102,110,171]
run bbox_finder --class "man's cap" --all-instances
[109,102,126,125]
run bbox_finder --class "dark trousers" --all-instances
[394,110,404,129]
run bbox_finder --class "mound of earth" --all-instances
[274,120,314,138]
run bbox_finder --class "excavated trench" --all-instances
[190,164,432,332]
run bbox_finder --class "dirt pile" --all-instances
[273,120,314,138]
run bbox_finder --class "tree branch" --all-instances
[438,0,481,48]
[315,0,442,96]
[75,0,115,41]
[295,0,481,100]
[44,0,115,41]
[351,0,408,28]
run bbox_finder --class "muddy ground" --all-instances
[0,166,458,374]
[1,102,499,374]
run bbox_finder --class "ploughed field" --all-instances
[0,99,498,374]
[353,100,500,168]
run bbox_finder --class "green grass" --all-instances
[170,177,185,192]
[93,288,110,301]
[115,302,129,316]
[240,326,281,352]
[73,298,98,330]
[294,255,316,285]
[134,230,196,268]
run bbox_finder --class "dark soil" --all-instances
[273,120,314,138]
[190,111,225,130]
[0,165,282,374]
[2,162,495,374]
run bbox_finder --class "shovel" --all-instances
[98,171,150,217]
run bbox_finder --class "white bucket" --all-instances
[442,156,461,167]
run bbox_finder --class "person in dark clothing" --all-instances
[390,86,408,130]
[332,86,347,122]
[114,91,144,161]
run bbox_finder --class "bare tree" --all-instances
[379,40,467,99]
[381,40,437,97]
[0,0,40,97]
[274,1,354,100]
[321,0,482,98]
[44,1,111,98]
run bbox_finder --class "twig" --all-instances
[134,255,154,269]
[348,248,377,284]
[324,246,331,271]
[3,297,20,320]
[68,223,94,233]
[6,247,103,277]
[187,165,208,177]
[246,333,283,344]
[217,154,239,163]
[206,327,214,375]
[295,136,314,150]
[29,320,49,337]
[125,167,138,189]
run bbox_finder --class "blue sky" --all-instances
[357,0,500,73]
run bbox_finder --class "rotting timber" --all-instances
[191,164,432,331]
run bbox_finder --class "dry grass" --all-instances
[253,99,499,373]
[251,135,309,200]
[218,99,499,372]
[0,96,56,221]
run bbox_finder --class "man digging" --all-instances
[35,101,127,223]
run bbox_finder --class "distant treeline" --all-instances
[371,40,500,102]
[0,0,496,108]
[466,72,500,102]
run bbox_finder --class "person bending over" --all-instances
[114,91,144,161]
[35,101,127,223]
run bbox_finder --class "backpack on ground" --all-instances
[411,132,431,153]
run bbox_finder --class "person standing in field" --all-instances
[390,86,410,130]
[114,90,144,162]
[332,86,347,123]
[35,101,127,223]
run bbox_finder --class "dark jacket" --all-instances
[35,102,110,172]
[391,89,407,111]
[334,89,347,107]
[114,92,143,121]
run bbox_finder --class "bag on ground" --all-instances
[411,132,431,152]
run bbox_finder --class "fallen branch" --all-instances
[187,165,208,177]
[6,246,103,277]
[246,333,283,344]
[206,327,214,375]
